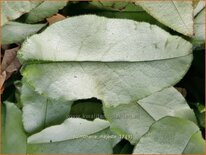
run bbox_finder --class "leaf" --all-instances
[193,0,200,8]
[136,0,193,36]
[103,87,197,144]
[1,102,27,154]
[27,118,119,154]
[1,1,41,26]
[176,87,187,97]
[133,117,205,154]
[22,1,68,24]
[1,46,20,71]
[2,22,46,45]
[4,57,21,80]
[1,46,21,81]
[194,0,205,16]
[19,15,192,107]
[194,7,205,44]
[21,82,73,134]
[182,131,205,154]
[197,111,205,128]
[0,71,6,94]
[46,14,66,25]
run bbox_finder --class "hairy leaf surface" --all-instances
[21,83,73,133]
[1,1,41,26]
[19,15,192,107]
[22,1,67,23]
[103,87,197,144]
[1,2,204,155]
[27,118,118,154]
[136,1,193,36]
[133,117,205,154]
[194,0,205,16]
[2,22,46,44]
[194,7,205,43]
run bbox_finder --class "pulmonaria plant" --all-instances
[1,0,205,154]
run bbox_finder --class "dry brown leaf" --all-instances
[5,57,21,80]
[1,46,21,90]
[0,71,6,94]
[47,14,66,25]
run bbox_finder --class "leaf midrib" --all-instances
[20,53,192,65]
[170,0,190,34]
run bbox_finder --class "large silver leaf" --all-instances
[19,15,192,107]
[27,118,118,154]
[21,83,73,134]
[19,15,192,62]
[1,1,41,26]
[103,87,197,144]
[1,102,27,154]
[133,117,205,154]
[136,0,193,36]
[2,22,46,44]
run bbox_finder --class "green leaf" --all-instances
[195,103,205,128]
[103,87,197,144]
[21,82,73,134]
[1,1,41,26]
[133,117,205,154]
[2,22,46,45]
[19,15,192,107]
[136,1,193,36]
[197,112,205,128]
[22,1,67,24]
[27,118,119,154]
[1,102,27,154]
